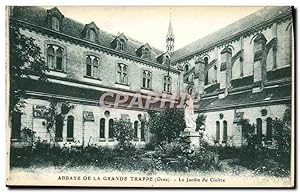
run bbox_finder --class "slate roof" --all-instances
[23,78,179,110]
[11,6,165,64]
[198,84,291,111]
[172,6,292,63]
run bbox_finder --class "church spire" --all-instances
[166,9,175,55]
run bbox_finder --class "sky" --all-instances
[43,6,263,52]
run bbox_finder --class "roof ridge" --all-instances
[13,6,164,57]
[172,6,292,62]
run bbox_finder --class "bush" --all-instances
[10,134,221,173]
[112,118,135,150]
[154,138,220,172]
[238,117,291,177]
[148,108,185,144]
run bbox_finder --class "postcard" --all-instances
[6,5,295,188]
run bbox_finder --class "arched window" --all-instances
[119,39,125,51]
[89,29,96,42]
[47,46,55,69]
[266,117,273,141]
[117,63,128,84]
[142,70,152,89]
[108,119,114,139]
[187,86,193,95]
[184,64,189,72]
[47,45,64,71]
[56,48,63,70]
[163,75,171,93]
[141,121,145,141]
[223,121,227,142]
[256,118,262,143]
[204,57,209,66]
[134,121,138,139]
[67,116,74,141]
[100,118,105,139]
[55,115,63,142]
[216,121,220,142]
[51,17,60,31]
[86,56,92,77]
[86,55,100,79]
[11,112,21,139]
[253,34,267,82]
[93,58,99,78]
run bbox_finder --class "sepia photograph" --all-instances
[5,5,295,188]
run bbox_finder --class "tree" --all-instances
[44,98,74,143]
[196,113,206,131]
[148,108,185,144]
[112,119,135,150]
[9,24,48,114]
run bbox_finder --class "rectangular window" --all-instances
[47,55,54,69]
[163,76,171,93]
[86,56,100,79]
[56,57,63,70]
[142,78,146,88]
[117,64,128,84]
[86,64,92,76]
[142,70,151,89]
[93,65,98,78]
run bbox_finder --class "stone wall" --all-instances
[21,98,148,148]
[178,17,293,94]
[200,103,290,147]
[20,29,180,96]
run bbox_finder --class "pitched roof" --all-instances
[172,6,292,63]
[11,6,165,64]
[198,84,291,111]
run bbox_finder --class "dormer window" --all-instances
[119,39,125,51]
[51,17,60,31]
[82,22,99,42]
[46,7,64,32]
[111,33,128,51]
[143,48,150,59]
[89,29,96,42]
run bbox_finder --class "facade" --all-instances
[172,6,293,146]
[9,6,293,147]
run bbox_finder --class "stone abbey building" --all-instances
[9,6,293,147]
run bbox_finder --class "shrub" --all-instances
[148,108,185,144]
[156,137,220,172]
[112,118,135,151]
[196,113,206,131]
[239,117,291,177]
